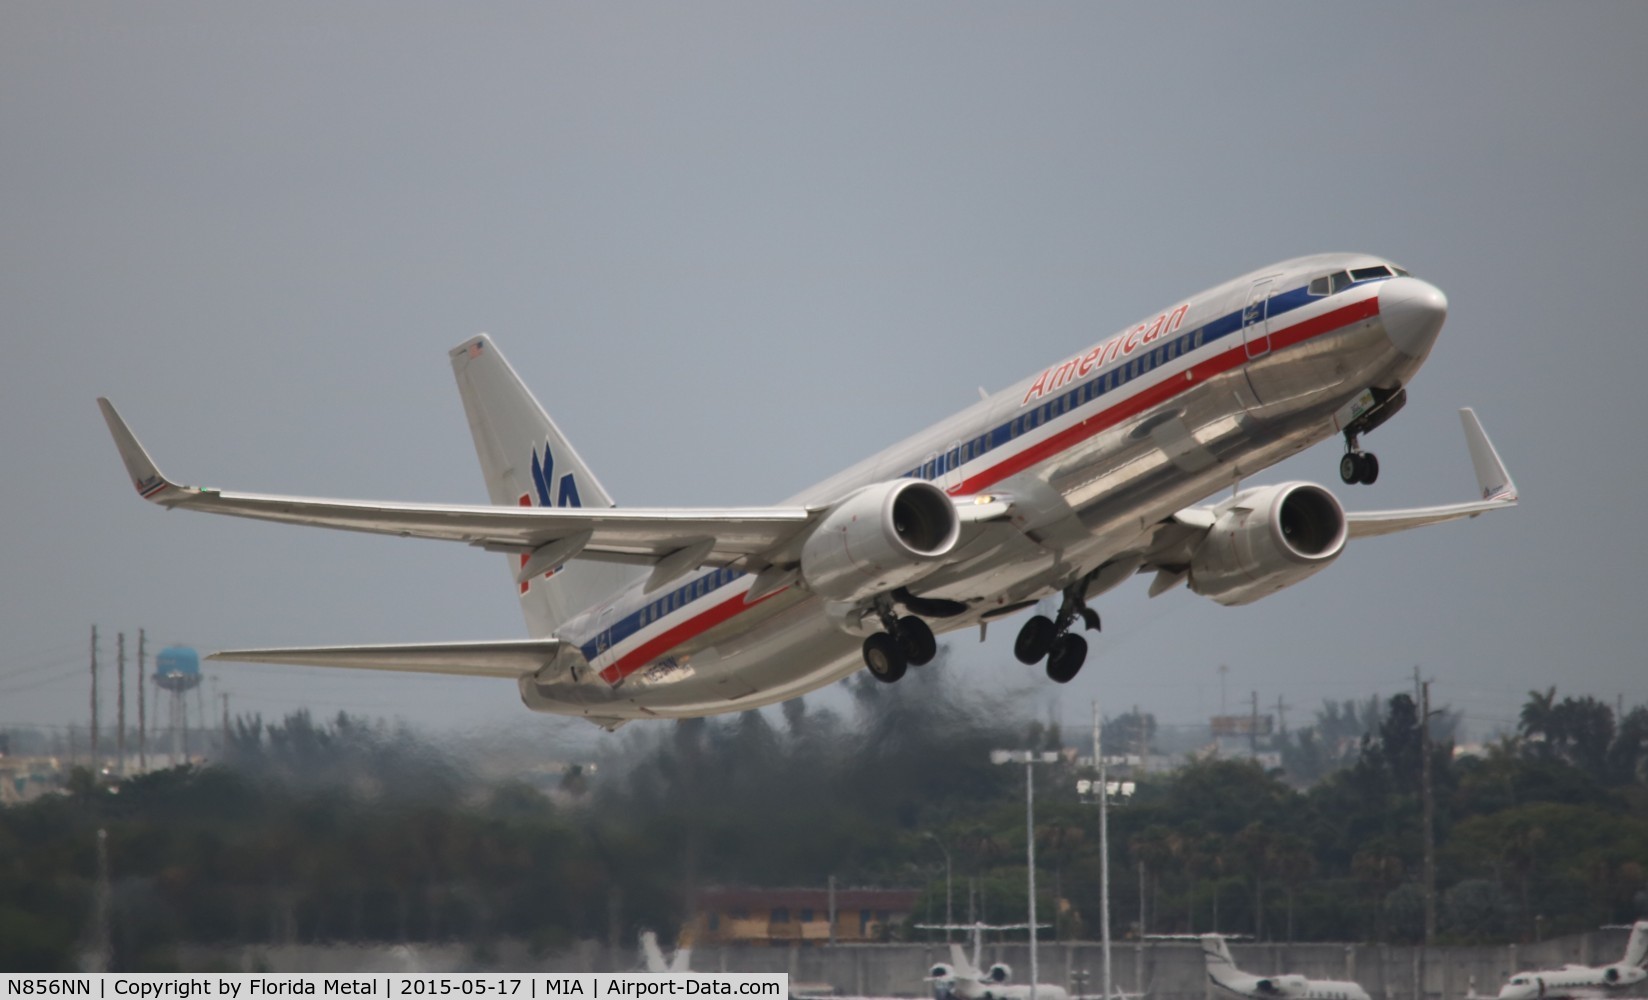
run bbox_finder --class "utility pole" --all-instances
[1421,677,1437,947]
[1093,701,1113,1000]
[89,625,99,771]
[1249,690,1260,759]
[137,630,147,772]
[1274,694,1291,735]
[992,749,1059,1000]
[117,633,126,777]
[221,691,230,745]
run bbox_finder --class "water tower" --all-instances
[153,645,203,764]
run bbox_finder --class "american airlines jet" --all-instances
[100,253,1517,729]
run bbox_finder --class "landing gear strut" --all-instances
[860,599,938,684]
[1013,576,1102,684]
[1338,386,1406,486]
[1340,433,1380,485]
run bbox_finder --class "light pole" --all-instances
[992,748,1060,1000]
[924,832,954,940]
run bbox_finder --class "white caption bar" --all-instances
[0,975,790,1000]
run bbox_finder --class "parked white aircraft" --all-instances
[1199,935,1369,1000]
[1494,921,1648,1000]
[919,922,1086,1000]
[100,253,1518,729]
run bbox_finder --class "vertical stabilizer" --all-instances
[1202,934,1238,977]
[639,931,670,973]
[1623,921,1648,968]
[450,335,636,636]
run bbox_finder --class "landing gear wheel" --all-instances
[1358,452,1379,484]
[1340,453,1360,485]
[897,615,937,666]
[862,633,907,683]
[1046,633,1088,684]
[1014,615,1056,665]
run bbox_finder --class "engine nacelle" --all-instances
[800,479,961,602]
[987,964,1012,984]
[1188,482,1347,606]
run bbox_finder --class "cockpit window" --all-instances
[1311,265,1406,297]
[1392,266,1412,276]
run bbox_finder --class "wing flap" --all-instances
[207,639,564,678]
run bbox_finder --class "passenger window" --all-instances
[1308,275,1331,296]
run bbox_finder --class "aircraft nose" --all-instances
[1379,276,1448,359]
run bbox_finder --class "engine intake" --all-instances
[800,479,960,602]
[1189,482,1347,606]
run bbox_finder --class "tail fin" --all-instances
[450,335,636,636]
[1623,921,1648,968]
[1201,934,1238,975]
[639,931,670,973]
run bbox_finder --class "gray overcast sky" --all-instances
[3,3,1644,741]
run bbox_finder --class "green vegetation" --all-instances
[2,667,1644,972]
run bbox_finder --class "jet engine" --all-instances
[800,479,960,602]
[987,964,1012,984]
[928,964,954,982]
[1188,482,1347,606]
[1255,976,1307,996]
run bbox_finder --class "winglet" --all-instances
[1460,408,1517,503]
[97,398,188,505]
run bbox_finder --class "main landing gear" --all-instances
[1013,579,1102,684]
[861,600,938,684]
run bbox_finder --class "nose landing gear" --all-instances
[1340,436,1380,485]
[1013,578,1102,684]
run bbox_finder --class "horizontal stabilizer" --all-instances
[208,639,563,678]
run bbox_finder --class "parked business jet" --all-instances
[100,253,1518,729]
[1494,921,1648,1000]
[1199,935,1369,1000]
[919,922,1083,1000]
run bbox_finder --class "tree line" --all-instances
[1,657,1643,971]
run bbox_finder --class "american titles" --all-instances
[1022,302,1190,406]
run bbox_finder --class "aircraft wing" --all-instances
[1343,408,1518,538]
[1137,408,1516,594]
[206,639,563,678]
[99,398,813,568]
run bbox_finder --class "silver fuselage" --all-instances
[523,253,1443,722]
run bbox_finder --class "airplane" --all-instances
[1494,921,1648,1000]
[99,252,1519,729]
[918,922,1098,1000]
[1198,934,1369,1000]
[638,929,691,974]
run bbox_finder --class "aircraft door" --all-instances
[1242,278,1275,359]
[944,440,963,492]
